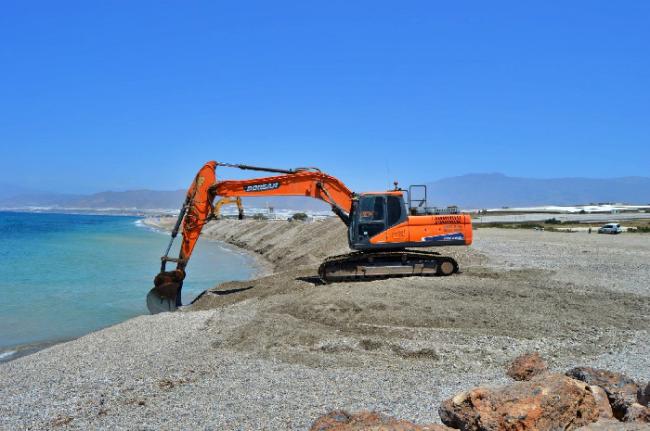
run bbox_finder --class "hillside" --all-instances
[2,174,650,211]
[426,174,650,208]
[0,189,329,211]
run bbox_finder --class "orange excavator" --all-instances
[147,161,473,313]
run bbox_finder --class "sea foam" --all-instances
[0,350,16,361]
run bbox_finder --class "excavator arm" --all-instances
[211,170,354,223]
[147,161,354,313]
[147,161,217,312]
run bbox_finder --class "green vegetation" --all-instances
[627,225,650,233]
[252,213,268,221]
[290,212,309,222]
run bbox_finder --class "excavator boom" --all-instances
[213,170,353,214]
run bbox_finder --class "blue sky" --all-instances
[1,1,648,194]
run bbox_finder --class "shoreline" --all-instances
[0,215,270,365]
[141,216,274,279]
[0,337,76,364]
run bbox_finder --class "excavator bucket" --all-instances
[146,270,184,314]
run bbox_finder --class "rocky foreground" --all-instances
[311,353,650,430]
[1,218,648,430]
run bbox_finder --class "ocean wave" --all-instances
[133,218,167,234]
[0,350,16,361]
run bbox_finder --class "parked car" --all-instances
[598,223,623,234]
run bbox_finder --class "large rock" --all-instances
[506,352,548,381]
[439,374,600,430]
[622,403,650,423]
[590,385,614,419]
[639,382,650,407]
[567,367,640,420]
[310,410,455,431]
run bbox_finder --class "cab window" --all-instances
[387,196,403,226]
[359,196,385,221]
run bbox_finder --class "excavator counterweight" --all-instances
[147,161,472,314]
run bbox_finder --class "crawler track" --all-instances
[318,250,459,282]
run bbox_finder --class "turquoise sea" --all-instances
[0,212,254,360]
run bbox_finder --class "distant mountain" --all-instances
[0,183,43,200]
[63,189,187,209]
[0,190,180,209]
[0,192,83,207]
[425,174,650,209]
[2,174,649,212]
[0,187,329,211]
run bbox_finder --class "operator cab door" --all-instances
[355,195,387,246]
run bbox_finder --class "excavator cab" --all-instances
[346,185,470,252]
